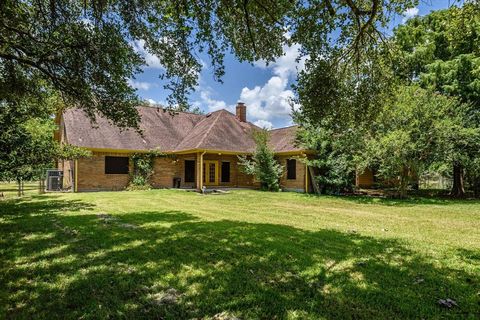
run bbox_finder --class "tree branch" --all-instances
[243,0,257,55]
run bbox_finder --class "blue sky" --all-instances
[130,0,456,129]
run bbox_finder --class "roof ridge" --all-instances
[269,124,298,132]
[137,105,206,117]
[193,111,222,149]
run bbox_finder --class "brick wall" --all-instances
[73,151,309,192]
[356,168,374,188]
[77,152,132,191]
[151,157,179,188]
[277,155,307,192]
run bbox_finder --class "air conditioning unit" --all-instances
[46,169,63,191]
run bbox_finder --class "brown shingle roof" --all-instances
[62,106,304,153]
[269,125,303,153]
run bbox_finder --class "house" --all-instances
[56,102,315,192]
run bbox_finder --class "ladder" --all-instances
[308,166,321,195]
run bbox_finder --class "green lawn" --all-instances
[1,189,479,319]
[0,181,40,198]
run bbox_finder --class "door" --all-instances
[203,161,219,185]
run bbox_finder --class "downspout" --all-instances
[199,150,206,191]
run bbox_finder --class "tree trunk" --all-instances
[451,163,465,198]
[398,166,409,198]
[17,178,22,197]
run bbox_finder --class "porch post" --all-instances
[305,162,308,193]
[196,151,205,191]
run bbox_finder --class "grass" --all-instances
[0,181,40,198]
[0,189,479,319]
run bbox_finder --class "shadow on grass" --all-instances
[1,199,479,319]
[303,193,480,207]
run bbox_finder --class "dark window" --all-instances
[105,156,129,174]
[221,162,230,183]
[287,159,296,180]
[185,160,195,183]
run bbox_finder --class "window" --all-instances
[105,156,129,174]
[221,162,230,183]
[286,159,296,180]
[184,160,195,183]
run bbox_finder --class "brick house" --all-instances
[56,103,317,192]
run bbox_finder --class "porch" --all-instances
[167,151,258,191]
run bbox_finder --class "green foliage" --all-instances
[364,86,469,197]
[295,3,480,197]
[392,3,480,196]
[1,0,420,128]
[293,52,393,194]
[128,150,171,190]
[238,130,283,191]
[393,3,480,107]
[0,94,90,185]
[296,124,363,194]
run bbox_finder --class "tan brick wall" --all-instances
[77,152,132,191]
[356,168,374,188]
[73,151,309,192]
[278,155,307,192]
[150,157,179,188]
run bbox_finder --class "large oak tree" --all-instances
[1,0,417,128]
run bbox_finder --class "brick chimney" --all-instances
[236,102,247,122]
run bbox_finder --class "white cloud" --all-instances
[253,119,273,130]
[254,43,306,79]
[403,7,419,22]
[255,44,305,78]
[132,40,163,69]
[146,98,157,104]
[128,80,154,91]
[240,42,305,126]
[195,89,234,113]
[240,76,294,121]
[192,40,305,127]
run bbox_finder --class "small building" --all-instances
[57,103,314,192]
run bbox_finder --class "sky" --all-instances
[130,0,457,129]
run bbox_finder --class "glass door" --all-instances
[203,161,218,185]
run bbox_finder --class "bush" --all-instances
[238,130,283,191]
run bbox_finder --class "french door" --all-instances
[203,161,219,185]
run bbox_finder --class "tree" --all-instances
[295,122,364,194]
[292,50,393,194]
[364,86,469,198]
[1,0,419,129]
[392,2,480,196]
[0,94,89,196]
[238,130,283,191]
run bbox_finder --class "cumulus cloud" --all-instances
[255,43,306,79]
[195,89,234,113]
[192,41,305,127]
[241,43,305,125]
[146,98,157,104]
[128,80,154,91]
[403,7,419,22]
[132,40,163,69]
[253,119,273,130]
